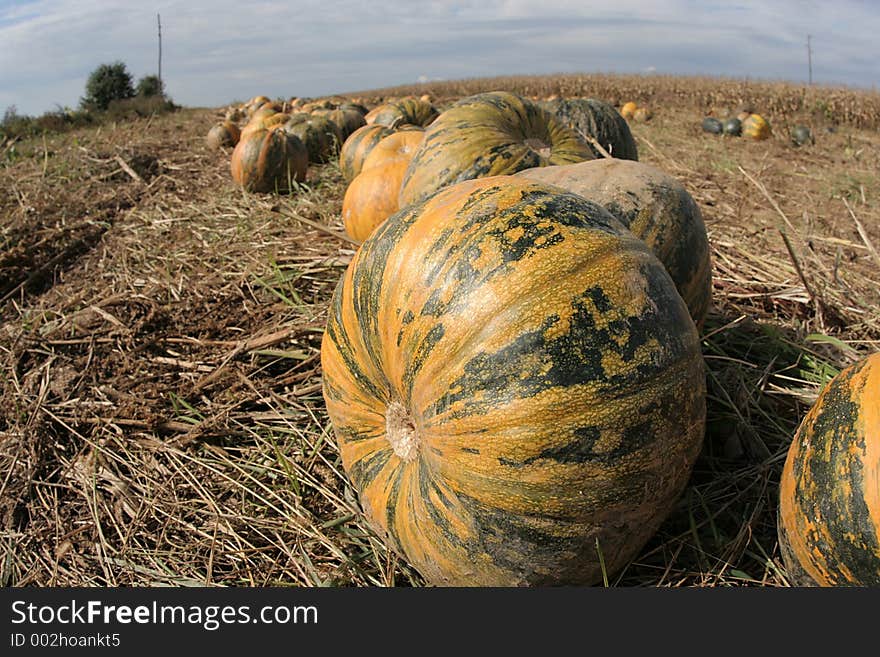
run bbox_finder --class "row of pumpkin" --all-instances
[208,91,876,587]
[323,91,712,584]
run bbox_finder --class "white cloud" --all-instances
[0,0,877,115]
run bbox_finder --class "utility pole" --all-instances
[157,13,163,92]
[806,34,812,85]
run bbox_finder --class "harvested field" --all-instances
[2,75,879,587]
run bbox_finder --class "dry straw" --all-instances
[1,76,878,586]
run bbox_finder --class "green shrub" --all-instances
[81,61,135,111]
[136,75,164,98]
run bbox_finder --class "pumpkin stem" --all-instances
[523,137,552,159]
[386,401,419,462]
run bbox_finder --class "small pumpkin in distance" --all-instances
[206,120,241,150]
[791,125,814,146]
[322,175,707,586]
[224,107,245,123]
[701,117,723,134]
[230,127,308,193]
[742,113,771,140]
[338,123,395,181]
[244,95,271,115]
[620,101,638,119]
[723,118,742,136]
[778,352,880,586]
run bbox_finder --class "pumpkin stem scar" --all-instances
[523,138,552,159]
[386,401,419,462]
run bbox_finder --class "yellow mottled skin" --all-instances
[779,352,880,586]
[322,176,706,586]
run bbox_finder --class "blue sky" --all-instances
[1,0,877,116]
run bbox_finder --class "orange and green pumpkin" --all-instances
[321,175,707,586]
[249,101,282,121]
[361,130,425,173]
[516,159,712,328]
[241,111,291,139]
[321,107,367,140]
[778,352,880,586]
[398,91,595,207]
[224,106,245,123]
[620,102,638,120]
[366,97,439,128]
[230,127,308,193]
[339,124,395,181]
[300,99,335,113]
[284,113,344,163]
[262,111,291,129]
[244,95,272,115]
[246,105,280,130]
[342,156,411,243]
[742,113,771,140]
[206,120,241,150]
[540,97,638,161]
[339,101,369,116]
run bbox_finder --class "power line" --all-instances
[806,34,812,85]
[157,13,163,90]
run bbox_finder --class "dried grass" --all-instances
[351,72,880,129]
[1,76,879,587]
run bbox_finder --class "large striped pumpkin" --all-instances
[778,352,880,586]
[367,97,438,128]
[339,124,395,182]
[230,127,308,193]
[541,98,639,161]
[398,92,594,207]
[321,175,707,586]
[516,159,712,328]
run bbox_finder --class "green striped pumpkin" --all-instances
[339,124,395,182]
[516,159,712,328]
[230,127,308,193]
[206,120,240,150]
[284,113,344,163]
[398,91,594,207]
[540,98,639,161]
[368,97,438,128]
[325,107,367,140]
[779,352,880,586]
[321,175,706,586]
